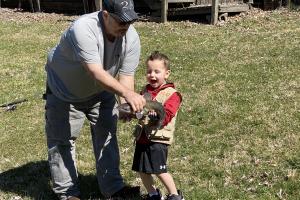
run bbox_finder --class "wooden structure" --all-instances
[38,0,101,13]
[139,0,252,23]
[0,0,252,23]
[0,0,41,12]
[0,0,101,13]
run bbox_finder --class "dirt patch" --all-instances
[0,8,77,23]
[230,7,299,22]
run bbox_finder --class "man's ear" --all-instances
[102,10,109,20]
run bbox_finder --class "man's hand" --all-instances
[118,74,145,112]
[123,90,146,113]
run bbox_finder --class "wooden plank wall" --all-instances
[40,0,85,13]
[195,0,244,5]
[0,0,90,14]
[1,0,23,8]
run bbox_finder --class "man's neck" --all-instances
[101,12,116,42]
[105,33,116,42]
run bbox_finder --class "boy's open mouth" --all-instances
[150,80,156,84]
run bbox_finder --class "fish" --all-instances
[117,92,166,129]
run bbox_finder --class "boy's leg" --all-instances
[139,172,156,194]
[86,92,124,197]
[157,173,178,195]
[45,94,85,199]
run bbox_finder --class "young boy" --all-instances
[132,51,184,200]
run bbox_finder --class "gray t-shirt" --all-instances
[45,11,141,102]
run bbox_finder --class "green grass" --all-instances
[0,9,300,199]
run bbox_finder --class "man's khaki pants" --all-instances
[45,91,124,199]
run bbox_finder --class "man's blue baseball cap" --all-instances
[103,0,138,23]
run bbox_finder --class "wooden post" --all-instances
[35,0,41,12]
[95,0,102,11]
[287,0,291,10]
[83,0,87,13]
[18,0,22,10]
[211,0,219,25]
[161,0,167,23]
[28,0,34,12]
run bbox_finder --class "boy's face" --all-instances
[146,59,170,88]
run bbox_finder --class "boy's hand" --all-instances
[146,110,160,128]
[148,110,157,117]
[148,110,160,121]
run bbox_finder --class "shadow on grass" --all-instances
[0,160,106,199]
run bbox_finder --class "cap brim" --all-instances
[117,11,138,22]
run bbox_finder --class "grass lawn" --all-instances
[0,8,299,200]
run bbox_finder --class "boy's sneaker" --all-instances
[166,190,184,200]
[143,188,163,200]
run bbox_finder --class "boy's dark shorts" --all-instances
[132,142,169,174]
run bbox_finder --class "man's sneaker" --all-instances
[108,185,140,199]
[143,188,163,200]
[166,190,184,200]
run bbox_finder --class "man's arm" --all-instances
[118,74,135,104]
[82,62,145,112]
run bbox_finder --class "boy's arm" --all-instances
[162,92,182,127]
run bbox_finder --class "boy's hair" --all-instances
[146,51,170,70]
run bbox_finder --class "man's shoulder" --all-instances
[76,11,100,21]
[72,12,100,28]
[69,12,103,38]
[126,26,140,41]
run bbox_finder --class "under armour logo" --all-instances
[160,165,166,170]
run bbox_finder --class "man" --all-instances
[44,0,145,199]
